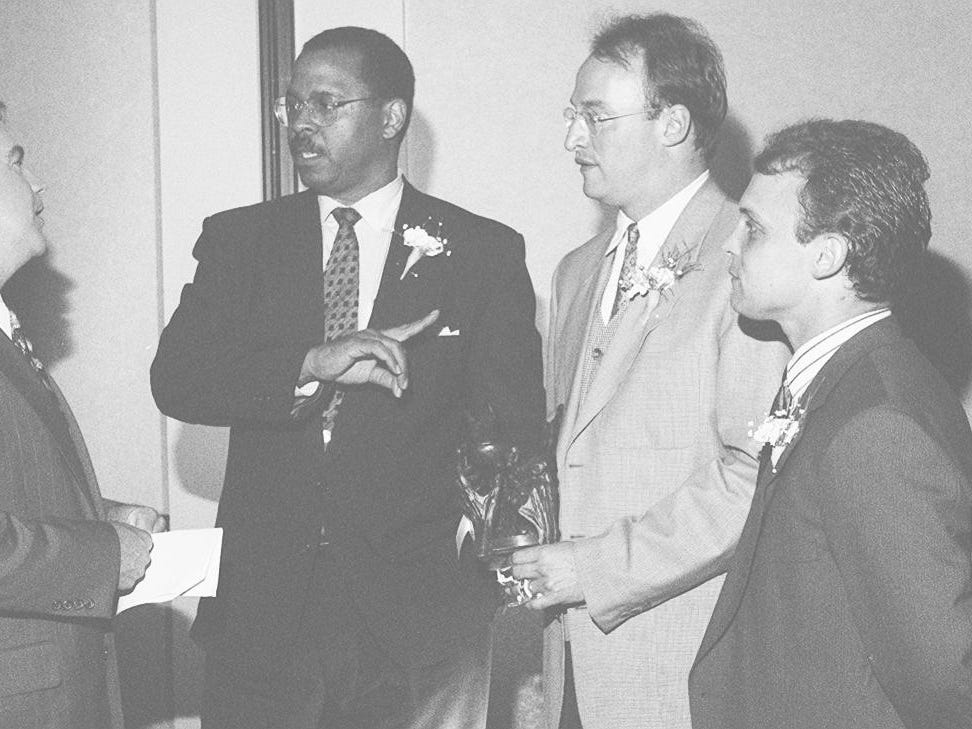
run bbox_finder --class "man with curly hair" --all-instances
[690,118,972,729]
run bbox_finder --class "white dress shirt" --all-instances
[0,297,12,340]
[768,307,892,467]
[599,170,709,324]
[784,307,892,403]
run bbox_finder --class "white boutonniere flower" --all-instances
[748,391,807,472]
[399,220,450,279]
[619,244,701,300]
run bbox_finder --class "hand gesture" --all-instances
[300,310,440,397]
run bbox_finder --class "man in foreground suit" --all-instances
[0,102,162,728]
[509,14,788,729]
[689,119,972,728]
[151,26,544,729]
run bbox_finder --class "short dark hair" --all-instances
[591,13,727,156]
[755,119,931,304]
[300,26,415,136]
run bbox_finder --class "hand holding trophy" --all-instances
[457,406,562,605]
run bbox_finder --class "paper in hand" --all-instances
[116,527,223,614]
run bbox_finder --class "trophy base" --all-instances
[480,534,540,569]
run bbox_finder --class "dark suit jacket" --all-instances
[689,317,972,729]
[0,333,122,729]
[150,180,544,675]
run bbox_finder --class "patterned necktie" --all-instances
[612,222,640,318]
[9,311,54,393]
[320,206,361,443]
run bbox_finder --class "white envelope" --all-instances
[116,527,223,614]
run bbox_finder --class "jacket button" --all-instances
[592,347,603,359]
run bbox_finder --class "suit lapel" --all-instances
[694,445,778,662]
[0,335,93,504]
[695,317,906,663]
[567,179,729,449]
[557,231,613,454]
[368,180,444,330]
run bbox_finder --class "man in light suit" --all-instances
[510,14,788,729]
[151,27,544,729]
[689,119,972,729]
[0,102,162,728]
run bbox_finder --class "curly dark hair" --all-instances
[591,13,727,157]
[755,119,931,304]
[300,26,415,137]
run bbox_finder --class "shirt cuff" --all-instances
[295,380,321,398]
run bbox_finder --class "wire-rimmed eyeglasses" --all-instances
[273,96,377,128]
[563,106,653,135]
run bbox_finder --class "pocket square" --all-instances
[438,326,461,337]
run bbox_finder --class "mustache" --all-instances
[289,133,323,156]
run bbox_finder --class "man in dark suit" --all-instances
[689,119,972,728]
[0,102,162,728]
[150,26,544,729]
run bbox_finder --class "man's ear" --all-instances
[381,98,407,139]
[810,233,849,280]
[660,104,692,148]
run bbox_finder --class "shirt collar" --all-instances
[785,307,892,399]
[0,297,12,340]
[605,170,710,256]
[318,173,404,233]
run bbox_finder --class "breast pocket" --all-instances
[404,331,467,402]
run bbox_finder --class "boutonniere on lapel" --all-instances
[398,218,451,280]
[619,243,701,300]
[748,387,807,473]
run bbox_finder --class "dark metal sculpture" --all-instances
[457,407,562,604]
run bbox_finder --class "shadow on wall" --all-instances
[898,250,972,397]
[0,256,74,366]
[710,114,753,202]
[404,110,435,192]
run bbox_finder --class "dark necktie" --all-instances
[9,311,54,393]
[320,207,361,443]
[612,222,640,319]
[774,367,793,414]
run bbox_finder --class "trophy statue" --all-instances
[457,407,562,605]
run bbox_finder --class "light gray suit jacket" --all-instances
[543,179,789,729]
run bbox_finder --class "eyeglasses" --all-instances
[273,95,377,127]
[563,106,653,135]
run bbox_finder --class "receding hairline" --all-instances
[294,45,367,83]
